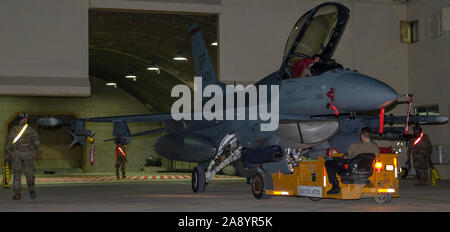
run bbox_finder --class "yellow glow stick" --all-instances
[12,124,28,144]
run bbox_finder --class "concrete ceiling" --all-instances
[89,10,218,112]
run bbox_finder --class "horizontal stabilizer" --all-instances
[104,128,165,142]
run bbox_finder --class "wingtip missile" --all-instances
[436,115,448,124]
[37,117,62,126]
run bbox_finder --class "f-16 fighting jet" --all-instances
[38,2,447,193]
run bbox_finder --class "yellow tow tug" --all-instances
[252,153,399,204]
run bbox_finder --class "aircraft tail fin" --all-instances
[188,23,221,87]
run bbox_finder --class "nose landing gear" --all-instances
[191,133,243,193]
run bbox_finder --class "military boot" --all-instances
[29,190,37,199]
[415,175,428,186]
[12,191,21,200]
[27,183,37,199]
[415,180,427,187]
[327,183,341,195]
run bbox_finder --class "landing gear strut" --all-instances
[191,133,243,193]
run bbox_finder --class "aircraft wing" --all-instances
[37,112,198,148]
[37,113,178,126]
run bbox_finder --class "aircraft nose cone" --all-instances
[333,72,398,112]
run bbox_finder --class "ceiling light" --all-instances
[173,57,188,61]
[106,82,117,88]
[211,42,218,46]
[125,75,137,81]
[147,66,160,74]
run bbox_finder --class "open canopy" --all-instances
[282,2,350,61]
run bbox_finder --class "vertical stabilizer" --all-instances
[188,23,220,86]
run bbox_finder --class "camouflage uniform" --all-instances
[5,122,40,195]
[407,134,432,184]
[115,145,127,179]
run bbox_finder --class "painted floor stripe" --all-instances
[17,174,242,183]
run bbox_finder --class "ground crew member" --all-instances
[5,113,40,200]
[325,127,379,194]
[407,125,432,186]
[115,139,127,180]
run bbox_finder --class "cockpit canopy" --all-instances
[283,3,349,60]
[280,2,350,79]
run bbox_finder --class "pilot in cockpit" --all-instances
[293,54,320,78]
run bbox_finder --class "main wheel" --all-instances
[192,166,206,193]
[374,193,392,204]
[252,173,272,199]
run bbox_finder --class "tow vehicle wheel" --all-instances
[252,173,272,199]
[399,168,408,179]
[374,193,392,204]
[192,166,206,193]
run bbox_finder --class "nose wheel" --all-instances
[192,166,206,193]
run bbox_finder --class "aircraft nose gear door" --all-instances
[192,133,243,193]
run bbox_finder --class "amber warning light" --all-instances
[374,161,383,172]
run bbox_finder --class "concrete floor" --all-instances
[1,179,450,212]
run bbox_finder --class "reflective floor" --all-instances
[1,179,450,212]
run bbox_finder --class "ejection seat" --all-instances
[284,56,345,79]
[309,58,344,76]
[338,153,376,185]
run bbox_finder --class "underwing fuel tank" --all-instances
[155,134,216,162]
[241,145,284,167]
